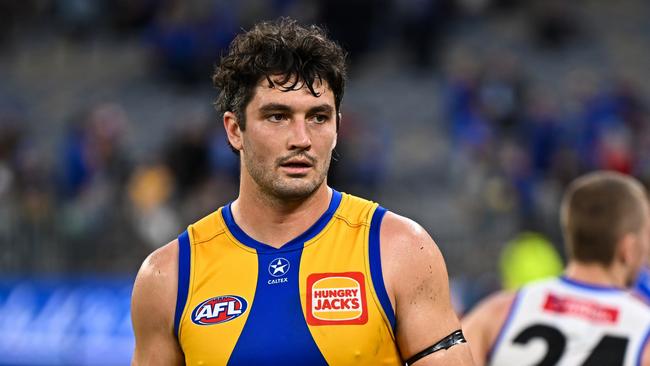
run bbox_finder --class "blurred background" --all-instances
[1,0,650,364]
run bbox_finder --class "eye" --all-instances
[267,113,287,123]
[311,114,330,124]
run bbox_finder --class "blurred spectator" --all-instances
[127,163,180,248]
[529,0,580,49]
[478,50,525,135]
[208,125,239,180]
[394,0,455,69]
[57,103,133,271]
[329,110,389,194]
[317,0,386,66]
[54,0,105,39]
[59,103,131,200]
[146,0,238,84]
[164,118,211,199]
[108,0,163,33]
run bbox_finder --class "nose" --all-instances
[287,118,311,150]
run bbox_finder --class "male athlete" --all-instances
[463,171,650,365]
[131,18,474,365]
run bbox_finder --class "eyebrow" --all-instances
[258,103,292,114]
[258,103,334,115]
[309,104,334,115]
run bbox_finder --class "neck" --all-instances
[230,181,332,248]
[564,261,628,288]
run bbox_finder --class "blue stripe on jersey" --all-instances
[222,189,342,254]
[174,230,191,338]
[227,247,328,365]
[368,206,396,331]
[559,276,624,293]
[486,290,522,363]
[634,267,650,302]
[637,326,650,366]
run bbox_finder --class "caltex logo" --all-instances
[268,257,290,277]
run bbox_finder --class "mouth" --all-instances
[279,159,314,176]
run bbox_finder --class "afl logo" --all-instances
[191,295,248,325]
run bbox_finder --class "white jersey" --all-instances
[489,277,650,366]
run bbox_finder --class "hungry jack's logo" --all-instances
[306,272,368,325]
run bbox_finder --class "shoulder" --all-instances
[379,211,445,283]
[131,239,187,364]
[379,211,438,257]
[131,239,180,333]
[462,290,518,365]
[134,239,179,293]
[378,211,449,313]
[464,290,518,326]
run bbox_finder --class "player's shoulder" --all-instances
[380,211,435,249]
[137,239,179,282]
[475,277,558,314]
[468,290,518,320]
[131,239,180,336]
[462,289,518,363]
[378,211,447,290]
[378,210,444,269]
[132,239,179,312]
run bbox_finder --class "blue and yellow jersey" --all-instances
[173,189,401,365]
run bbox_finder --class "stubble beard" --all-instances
[244,151,331,202]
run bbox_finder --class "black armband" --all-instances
[405,329,467,365]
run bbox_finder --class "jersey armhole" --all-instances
[368,206,396,332]
[174,230,191,339]
[486,290,522,363]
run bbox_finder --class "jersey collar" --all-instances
[222,189,342,253]
[559,276,625,293]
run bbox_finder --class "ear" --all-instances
[618,233,637,267]
[332,112,341,150]
[224,111,243,151]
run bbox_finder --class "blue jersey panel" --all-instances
[227,247,328,366]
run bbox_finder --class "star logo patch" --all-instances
[268,257,290,277]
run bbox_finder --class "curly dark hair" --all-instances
[213,17,347,131]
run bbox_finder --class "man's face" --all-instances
[236,76,338,200]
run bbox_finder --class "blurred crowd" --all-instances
[1,0,650,300]
[444,50,650,234]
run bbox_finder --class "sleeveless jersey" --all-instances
[489,277,650,366]
[173,190,401,365]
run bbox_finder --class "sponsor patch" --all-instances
[543,293,619,324]
[306,272,368,325]
[192,295,248,325]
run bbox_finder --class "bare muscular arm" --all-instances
[380,212,475,365]
[131,240,185,366]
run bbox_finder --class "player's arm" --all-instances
[461,291,516,366]
[380,212,475,365]
[131,240,185,366]
[641,333,650,366]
